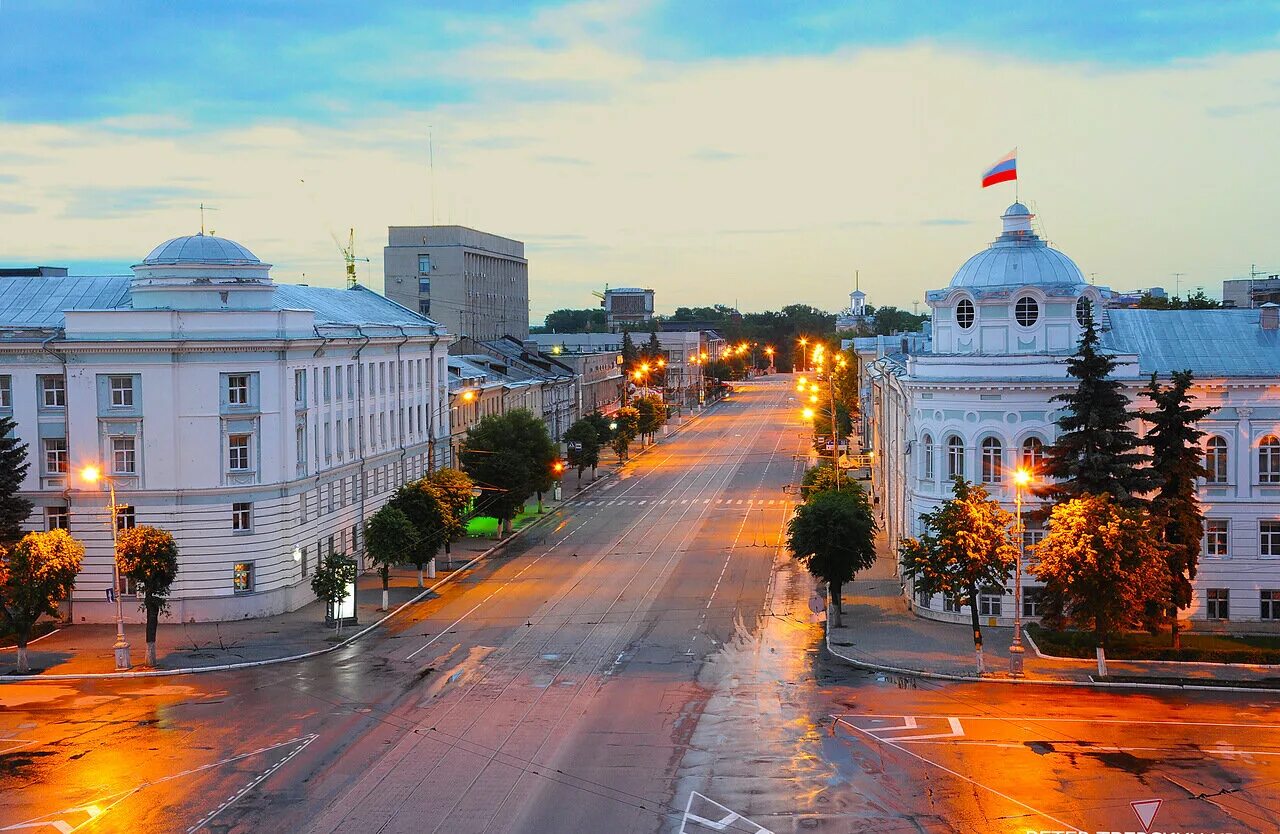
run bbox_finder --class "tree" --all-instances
[0,416,32,548]
[0,529,83,673]
[390,481,447,587]
[115,526,179,666]
[634,394,664,444]
[865,305,930,336]
[1031,493,1169,655]
[427,468,474,565]
[581,411,614,448]
[787,487,877,628]
[621,330,639,367]
[642,330,666,387]
[311,551,358,633]
[801,463,855,496]
[1038,309,1153,507]
[365,505,419,611]
[541,308,607,332]
[830,350,860,415]
[1142,370,1215,648]
[898,479,1018,674]
[460,409,558,534]
[610,407,640,461]
[563,418,602,485]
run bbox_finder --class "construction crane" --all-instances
[332,227,370,289]
[592,283,609,307]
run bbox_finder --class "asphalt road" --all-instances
[2,373,1277,834]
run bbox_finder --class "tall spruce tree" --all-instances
[1142,370,1214,648]
[1038,309,1153,506]
[621,330,639,368]
[0,416,33,547]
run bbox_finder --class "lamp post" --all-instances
[798,337,808,373]
[1009,467,1032,677]
[81,465,131,671]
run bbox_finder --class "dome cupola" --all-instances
[131,232,275,310]
[947,203,1085,290]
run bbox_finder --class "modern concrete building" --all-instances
[602,287,654,332]
[1,233,452,623]
[1223,274,1280,308]
[863,202,1280,630]
[383,225,529,341]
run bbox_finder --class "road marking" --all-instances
[185,734,318,833]
[834,716,1084,832]
[0,739,38,756]
[885,714,1280,731]
[679,792,774,834]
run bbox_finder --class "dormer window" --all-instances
[1015,296,1039,327]
[956,299,975,329]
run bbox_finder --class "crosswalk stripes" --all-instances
[577,496,789,509]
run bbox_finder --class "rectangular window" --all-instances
[1205,519,1229,558]
[323,367,332,403]
[43,437,68,474]
[419,277,431,294]
[117,573,138,597]
[115,505,136,530]
[233,562,255,593]
[300,545,309,579]
[228,434,251,471]
[1206,588,1229,620]
[1022,522,1045,554]
[109,376,134,407]
[1262,521,1280,558]
[419,300,431,316]
[1261,589,1280,621]
[299,491,308,524]
[232,501,252,532]
[347,364,355,398]
[40,375,66,408]
[296,424,307,466]
[45,505,69,531]
[347,418,355,455]
[978,592,1002,617]
[324,421,332,461]
[1022,587,1044,617]
[0,375,10,409]
[379,363,386,394]
[294,369,307,405]
[227,374,250,406]
[111,436,136,475]
[335,366,344,401]
[943,595,962,614]
[916,588,931,609]
[418,255,431,274]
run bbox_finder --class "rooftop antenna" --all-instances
[199,202,218,235]
[1172,272,1185,298]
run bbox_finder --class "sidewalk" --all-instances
[825,531,1280,691]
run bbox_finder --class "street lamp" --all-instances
[1009,467,1032,678]
[798,338,808,372]
[81,465,131,671]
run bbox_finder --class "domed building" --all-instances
[0,232,454,626]
[863,204,1280,630]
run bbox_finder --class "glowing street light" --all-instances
[81,465,131,671]
[1009,467,1034,677]
[802,407,815,420]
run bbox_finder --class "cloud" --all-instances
[0,199,36,214]
[920,218,973,226]
[690,148,739,161]
[58,186,206,220]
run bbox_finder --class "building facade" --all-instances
[1,234,452,623]
[602,287,654,332]
[1223,274,1280,309]
[864,203,1280,630]
[383,225,529,341]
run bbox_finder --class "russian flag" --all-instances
[981,150,1017,188]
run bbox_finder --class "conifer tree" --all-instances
[1142,370,1214,648]
[1038,309,1153,506]
[621,330,639,368]
[0,417,33,547]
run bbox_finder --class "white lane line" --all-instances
[850,714,1280,731]
[185,734,318,833]
[835,717,1084,832]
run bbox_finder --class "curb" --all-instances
[0,505,570,684]
[822,613,1280,694]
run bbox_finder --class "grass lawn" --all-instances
[1028,623,1280,664]
[465,505,544,538]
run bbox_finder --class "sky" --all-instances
[2,1,1280,323]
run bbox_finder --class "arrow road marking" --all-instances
[679,792,774,834]
[0,805,101,833]
[856,715,966,743]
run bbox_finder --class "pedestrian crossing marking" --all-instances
[679,792,773,833]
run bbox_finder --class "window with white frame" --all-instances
[1205,519,1229,558]
[1261,521,1280,557]
[946,435,964,479]
[40,375,66,408]
[294,369,306,405]
[1260,436,1280,483]
[956,299,975,330]
[943,595,962,614]
[1022,587,1044,617]
[45,505,69,531]
[43,437,68,473]
[916,588,931,609]
[111,436,136,475]
[980,437,1003,483]
[296,425,306,466]
[978,591,1002,617]
[335,365,344,401]
[921,434,934,480]
[323,367,331,403]
[109,376,134,407]
[1261,589,1280,621]
[1022,520,1045,554]
[0,375,10,409]
[233,562,255,593]
[1021,436,1045,473]
[227,374,250,406]
[1206,588,1229,620]
[1205,436,1229,484]
[115,504,136,530]
[232,502,252,532]
[1014,296,1039,327]
[227,434,251,471]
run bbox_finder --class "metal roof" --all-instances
[143,234,261,265]
[0,276,440,332]
[948,204,1085,289]
[1102,309,1280,377]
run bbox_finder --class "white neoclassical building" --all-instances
[0,234,452,622]
[865,203,1280,630]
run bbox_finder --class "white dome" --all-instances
[948,204,1085,289]
[143,234,260,265]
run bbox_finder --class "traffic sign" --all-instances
[1130,799,1161,832]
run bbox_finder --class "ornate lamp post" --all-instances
[81,465,131,671]
[1009,467,1032,677]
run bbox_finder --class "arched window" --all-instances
[1075,296,1093,326]
[981,437,1003,483]
[956,299,975,330]
[1015,296,1039,327]
[921,433,935,480]
[1022,436,1045,473]
[946,435,965,479]
[1260,436,1280,484]
[1205,436,1229,484]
